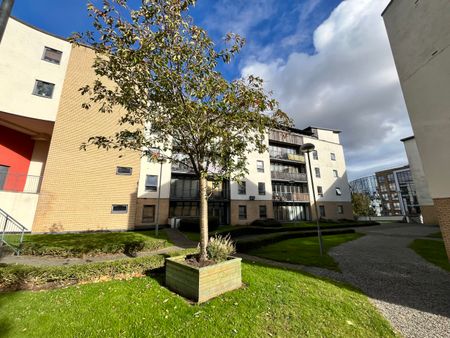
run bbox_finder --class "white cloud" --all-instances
[241,0,412,179]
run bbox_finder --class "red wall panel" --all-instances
[0,125,35,192]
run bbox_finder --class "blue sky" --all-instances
[11,0,412,180]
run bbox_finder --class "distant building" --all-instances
[349,175,382,216]
[383,0,450,257]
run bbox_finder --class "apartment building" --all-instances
[0,17,352,233]
[383,0,450,257]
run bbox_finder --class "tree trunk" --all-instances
[199,175,209,261]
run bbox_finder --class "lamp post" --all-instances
[0,0,14,43]
[300,143,324,256]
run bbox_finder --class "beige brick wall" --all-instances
[33,45,141,233]
[421,205,438,225]
[310,201,353,221]
[433,198,450,259]
[230,200,274,225]
[135,198,170,227]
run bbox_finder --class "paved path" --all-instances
[310,223,450,338]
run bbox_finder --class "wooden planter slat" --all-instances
[165,256,242,303]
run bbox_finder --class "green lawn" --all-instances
[248,233,364,270]
[20,230,172,257]
[0,263,396,337]
[409,239,450,272]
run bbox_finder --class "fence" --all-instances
[0,172,42,193]
[0,208,28,255]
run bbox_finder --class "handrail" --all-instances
[0,173,42,193]
[0,207,28,255]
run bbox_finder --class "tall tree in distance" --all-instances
[73,0,291,261]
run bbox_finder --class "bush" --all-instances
[178,217,220,232]
[250,218,282,227]
[0,248,197,291]
[207,235,236,262]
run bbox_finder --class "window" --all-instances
[142,205,155,223]
[259,205,267,218]
[256,160,264,173]
[330,153,336,161]
[145,175,158,191]
[337,205,344,214]
[0,165,9,190]
[111,204,128,214]
[42,47,62,64]
[389,183,396,191]
[333,169,338,178]
[336,187,342,196]
[317,186,323,197]
[237,181,246,195]
[116,166,132,175]
[239,205,247,220]
[33,80,55,98]
[319,205,326,217]
[312,150,318,160]
[315,167,321,178]
[393,202,400,210]
[258,182,266,195]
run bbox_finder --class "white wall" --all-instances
[137,156,171,199]
[383,0,450,199]
[402,138,433,206]
[0,18,71,121]
[0,191,39,230]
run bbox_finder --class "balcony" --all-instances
[269,129,303,145]
[272,192,310,202]
[0,173,42,194]
[271,171,307,182]
[269,152,305,163]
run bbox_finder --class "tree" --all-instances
[351,193,374,217]
[73,0,291,261]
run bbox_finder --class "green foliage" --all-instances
[248,233,365,271]
[250,218,282,227]
[178,217,219,232]
[0,249,197,291]
[351,193,375,217]
[0,263,397,337]
[20,231,170,257]
[409,239,450,272]
[206,235,236,262]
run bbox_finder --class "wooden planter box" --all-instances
[165,256,242,303]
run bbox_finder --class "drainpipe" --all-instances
[0,0,14,43]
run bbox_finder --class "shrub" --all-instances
[178,217,220,232]
[250,218,282,227]
[207,235,236,262]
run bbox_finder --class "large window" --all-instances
[239,205,247,220]
[33,80,55,98]
[269,144,298,159]
[259,205,267,219]
[314,167,321,178]
[111,204,128,214]
[142,205,155,223]
[116,166,132,175]
[42,47,62,64]
[237,181,246,195]
[256,160,264,173]
[145,175,158,191]
[169,201,199,217]
[258,182,266,195]
[270,163,302,174]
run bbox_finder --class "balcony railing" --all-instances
[272,192,310,202]
[271,171,307,182]
[269,152,305,163]
[0,173,42,194]
[269,129,303,145]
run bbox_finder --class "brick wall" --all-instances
[32,45,141,232]
[310,201,353,221]
[433,197,450,259]
[230,200,274,225]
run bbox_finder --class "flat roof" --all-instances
[304,126,342,134]
[11,16,68,41]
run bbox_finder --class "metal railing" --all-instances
[271,171,307,182]
[0,173,42,193]
[0,208,28,255]
[269,152,305,163]
[272,192,310,202]
[269,129,303,145]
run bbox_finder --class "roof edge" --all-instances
[381,0,395,16]
[400,135,415,142]
[10,16,69,42]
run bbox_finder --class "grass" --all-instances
[0,263,397,337]
[409,239,450,272]
[248,233,364,270]
[19,230,172,257]
[428,232,443,239]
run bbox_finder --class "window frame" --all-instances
[145,175,158,191]
[314,167,321,178]
[32,80,55,98]
[330,153,336,161]
[337,205,344,214]
[256,160,265,173]
[238,205,247,220]
[317,186,323,197]
[319,205,326,217]
[333,169,338,178]
[142,205,156,223]
[237,181,246,195]
[42,46,63,64]
[111,204,128,214]
[116,166,133,175]
[335,187,342,196]
[258,182,266,195]
[312,150,318,160]
[259,205,267,219]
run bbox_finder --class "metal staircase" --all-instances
[0,208,28,255]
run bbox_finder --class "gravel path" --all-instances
[311,223,450,338]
